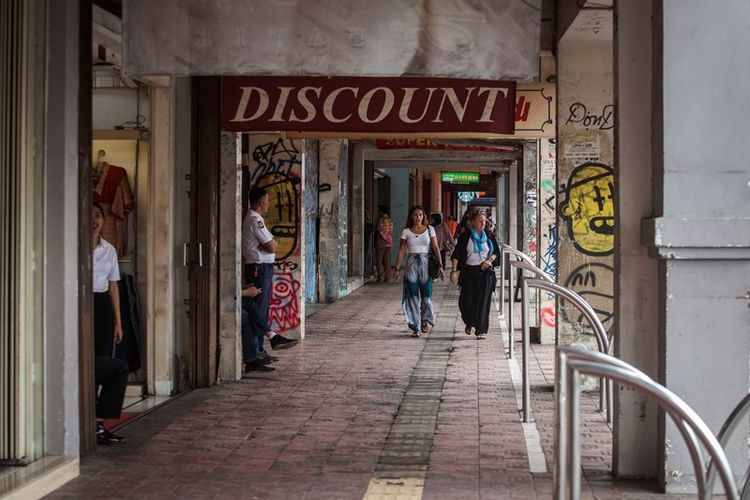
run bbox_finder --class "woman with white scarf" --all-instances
[449,208,502,339]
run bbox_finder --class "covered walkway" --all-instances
[47,279,686,499]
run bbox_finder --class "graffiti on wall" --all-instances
[564,102,614,131]
[248,136,303,333]
[561,263,614,331]
[269,271,302,332]
[250,138,302,185]
[559,162,614,256]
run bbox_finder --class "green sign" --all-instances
[442,171,480,183]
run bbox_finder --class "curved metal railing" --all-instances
[501,244,553,360]
[519,277,611,423]
[555,347,739,500]
[706,392,750,498]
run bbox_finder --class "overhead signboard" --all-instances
[442,171,480,184]
[221,76,516,135]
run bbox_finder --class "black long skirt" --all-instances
[458,265,496,335]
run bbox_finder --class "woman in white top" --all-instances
[93,202,123,356]
[393,205,443,337]
[92,202,128,444]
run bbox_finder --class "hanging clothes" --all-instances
[115,273,141,372]
[93,162,134,257]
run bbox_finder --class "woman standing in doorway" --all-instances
[92,202,128,444]
[393,205,443,337]
[450,208,502,339]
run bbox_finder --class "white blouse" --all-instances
[93,238,120,293]
[400,226,436,255]
[465,238,492,266]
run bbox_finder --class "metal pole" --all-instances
[498,247,505,318]
[522,277,531,423]
[568,367,581,500]
[554,350,568,500]
[508,255,515,359]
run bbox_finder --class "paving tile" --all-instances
[46,279,677,499]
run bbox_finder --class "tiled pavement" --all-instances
[47,279,691,499]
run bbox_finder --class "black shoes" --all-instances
[270,335,299,350]
[96,422,126,445]
[244,359,276,372]
[258,352,279,364]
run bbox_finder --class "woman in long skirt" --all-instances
[450,208,502,339]
[393,205,443,337]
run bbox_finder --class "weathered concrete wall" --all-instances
[538,139,557,342]
[556,41,614,349]
[247,134,304,338]
[303,140,319,304]
[318,140,348,302]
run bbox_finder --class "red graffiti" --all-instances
[269,271,301,332]
[541,305,556,328]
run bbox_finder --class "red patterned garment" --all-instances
[93,163,133,257]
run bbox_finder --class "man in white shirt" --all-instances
[241,187,298,371]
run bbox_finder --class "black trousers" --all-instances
[95,356,128,419]
[94,292,114,357]
[458,265,496,335]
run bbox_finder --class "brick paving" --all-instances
[47,279,691,499]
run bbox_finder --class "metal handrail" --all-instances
[555,347,739,500]
[556,348,709,497]
[519,277,612,423]
[706,392,750,498]
[502,245,553,360]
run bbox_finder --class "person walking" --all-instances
[450,208,502,339]
[242,187,298,360]
[375,205,394,283]
[445,215,458,239]
[430,213,455,269]
[393,205,443,337]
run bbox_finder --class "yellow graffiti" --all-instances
[256,172,299,261]
[560,163,614,256]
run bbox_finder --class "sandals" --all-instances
[411,331,420,338]
[465,326,473,335]
[421,321,430,333]
[476,333,486,340]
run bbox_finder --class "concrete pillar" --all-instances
[387,168,411,266]
[538,139,557,343]
[147,87,175,394]
[303,140,319,304]
[44,0,81,457]
[318,140,348,302]
[522,141,539,260]
[218,132,242,381]
[246,134,305,338]
[431,172,442,216]
[556,38,614,352]
[612,0,659,478]
[643,1,750,492]
[350,149,364,277]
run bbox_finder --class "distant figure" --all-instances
[445,215,458,239]
[430,213,454,269]
[450,208,501,340]
[393,205,443,337]
[375,205,394,283]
